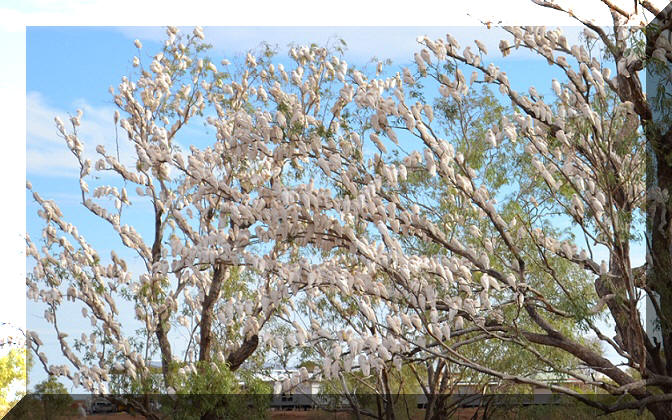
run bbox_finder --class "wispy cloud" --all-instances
[27,91,135,177]
[115,26,585,66]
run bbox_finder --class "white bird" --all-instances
[393,356,402,371]
[583,28,598,41]
[556,130,568,145]
[387,315,402,335]
[423,104,434,123]
[379,345,392,361]
[488,275,501,291]
[499,40,511,57]
[446,33,460,50]
[470,71,478,85]
[617,58,630,78]
[468,224,481,238]
[402,67,415,85]
[478,253,490,269]
[463,46,474,63]
[424,149,436,177]
[483,238,494,254]
[414,53,425,74]
[591,67,604,86]
[359,355,371,376]
[485,129,497,147]
[480,274,490,292]
[400,312,412,328]
[370,133,387,154]
[411,314,423,330]
[556,55,569,68]
[653,48,667,62]
[505,273,517,289]
[571,194,584,218]
[552,79,562,97]
[590,197,604,215]
[474,39,488,55]
[486,63,498,79]
[420,48,432,64]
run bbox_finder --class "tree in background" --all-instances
[33,376,75,420]
[0,347,27,417]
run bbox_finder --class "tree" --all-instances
[0,347,27,417]
[26,24,362,413]
[272,2,671,418]
[33,376,75,420]
[298,81,603,420]
[26,2,672,419]
[26,27,361,418]
[285,2,670,418]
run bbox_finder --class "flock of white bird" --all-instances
[24,19,665,395]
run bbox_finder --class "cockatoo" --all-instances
[474,39,488,55]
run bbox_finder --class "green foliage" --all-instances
[0,348,27,417]
[159,360,272,419]
[111,358,272,419]
[32,376,75,420]
[487,398,654,420]
[397,80,601,377]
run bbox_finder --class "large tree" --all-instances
[25,1,672,419]
[25,28,357,398]
[273,2,672,418]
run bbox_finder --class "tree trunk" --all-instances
[155,313,173,387]
[198,265,226,363]
[226,334,259,371]
[649,402,672,420]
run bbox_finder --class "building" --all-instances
[256,367,327,410]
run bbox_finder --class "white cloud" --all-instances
[27,91,136,177]
[114,25,584,71]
